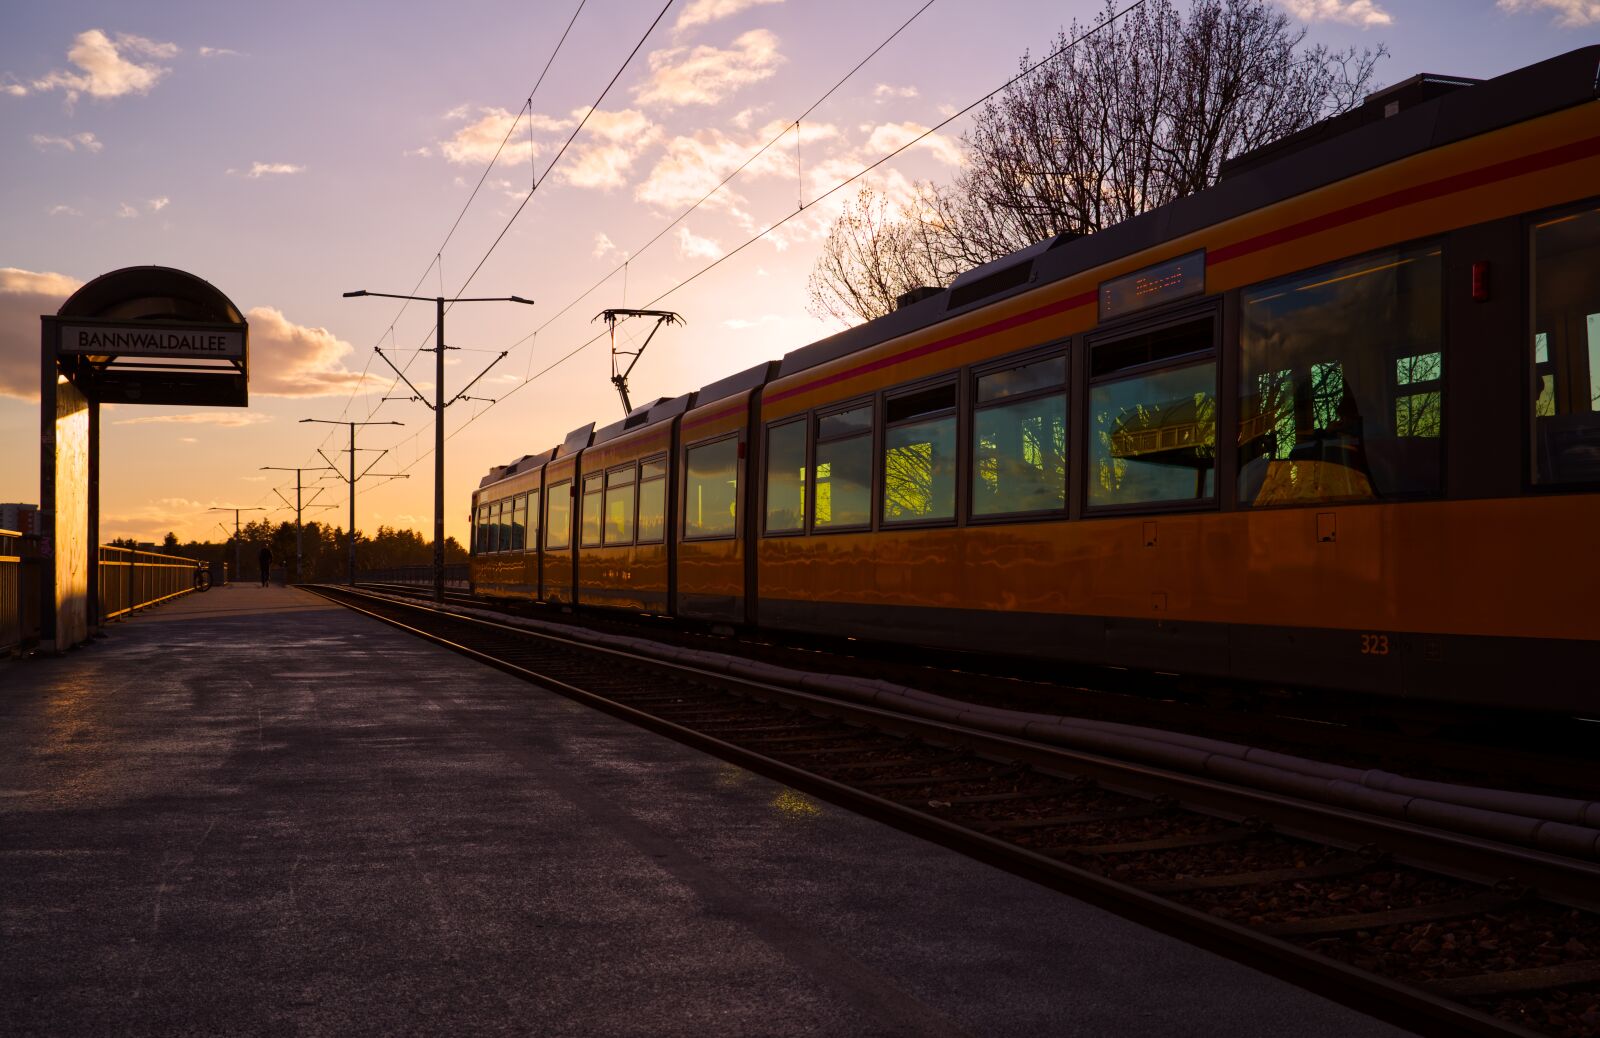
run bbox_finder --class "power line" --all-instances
[378,0,1152,481]
[340,0,675,476]
[299,0,592,470]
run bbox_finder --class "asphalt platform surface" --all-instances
[0,583,1415,1036]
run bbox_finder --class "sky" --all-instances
[1,0,1595,547]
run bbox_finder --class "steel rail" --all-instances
[308,583,1576,1038]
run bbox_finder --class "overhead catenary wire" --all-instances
[369,0,1151,488]
[339,0,676,485]
[289,0,593,494]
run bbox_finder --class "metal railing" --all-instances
[357,564,470,590]
[98,545,203,621]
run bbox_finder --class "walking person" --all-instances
[258,544,272,587]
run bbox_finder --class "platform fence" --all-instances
[98,545,205,621]
[1,529,33,654]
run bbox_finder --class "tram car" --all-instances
[471,47,1600,713]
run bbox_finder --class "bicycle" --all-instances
[194,560,213,593]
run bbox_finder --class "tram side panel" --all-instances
[575,421,675,614]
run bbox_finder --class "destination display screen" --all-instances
[1099,251,1205,321]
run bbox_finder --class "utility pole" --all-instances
[207,506,266,583]
[298,418,406,585]
[260,465,336,582]
[344,289,532,603]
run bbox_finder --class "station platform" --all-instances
[0,584,1412,1036]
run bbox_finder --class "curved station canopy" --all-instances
[50,265,249,407]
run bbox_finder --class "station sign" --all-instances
[57,321,245,361]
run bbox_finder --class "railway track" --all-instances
[353,581,1596,800]
[311,583,1600,1038]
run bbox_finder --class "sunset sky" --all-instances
[2,0,1594,547]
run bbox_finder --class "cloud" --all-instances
[31,131,102,152]
[147,196,169,211]
[635,29,784,108]
[1278,0,1392,25]
[437,106,565,166]
[229,161,304,178]
[404,144,433,158]
[0,267,85,399]
[634,118,834,213]
[873,83,918,101]
[29,30,177,104]
[1497,0,1600,23]
[723,313,785,329]
[674,0,784,32]
[2,79,27,97]
[593,232,622,259]
[552,107,661,190]
[862,122,963,166]
[114,412,272,428]
[676,226,722,260]
[49,204,82,217]
[244,306,379,397]
[198,46,242,58]
[117,202,139,219]
[179,436,198,443]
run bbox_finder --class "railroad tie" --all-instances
[1258,891,1517,937]
[1044,827,1255,858]
[1427,960,1600,999]
[1138,854,1373,894]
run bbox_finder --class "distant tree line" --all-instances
[808,0,1387,323]
[113,522,466,582]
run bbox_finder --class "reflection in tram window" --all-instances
[604,465,636,545]
[1090,361,1217,507]
[1531,204,1600,484]
[973,356,1066,516]
[545,481,571,549]
[511,494,526,551]
[814,404,872,529]
[765,420,807,533]
[1238,243,1443,505]
[636,459,665,543]
[490,500,504,553]
[685,437,739,539]
[883,385,956,523]
[581,474,603,546]
[476,505,489,553]
[526,489,540,547]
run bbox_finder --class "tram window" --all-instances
[1531,204,1600,484]
[685,438,739,539]
[511,494,526,551]
[475,505,489,553]
[765,420,807,533]
[814,403,872,530]
[545,480,571,550]
[527,488,540,547]
[487,500,501,553]
[883,384,957,524]
[637,458,666,544]
[604,465,636,545]
[1089,318,1216,508]
[1238,243,1443,505]
[974,356,1067,516]
[978,355,1066,402]
[581,474,604,547]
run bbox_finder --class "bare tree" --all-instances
[809,0,1386,324]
